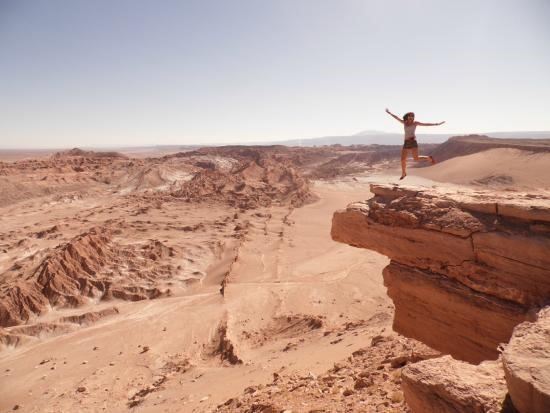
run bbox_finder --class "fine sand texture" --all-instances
[414,147,550,190]
[0,146,397,412]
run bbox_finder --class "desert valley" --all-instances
[1,135,549,413]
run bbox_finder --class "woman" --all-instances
[385,108,445,180]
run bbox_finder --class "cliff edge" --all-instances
[331,184,550,412]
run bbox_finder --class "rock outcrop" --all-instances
[331,184,550,363]
[52,148,127,159]
[502,308,550,413]
[332,183,550,413]
[401,309,550,413]
[0,227,174,327]
[401,356,516,413]
[171,148,317,209]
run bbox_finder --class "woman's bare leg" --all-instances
[400,149,408,179]
[412,148,435,164]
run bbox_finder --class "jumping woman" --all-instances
[385,108,445,180]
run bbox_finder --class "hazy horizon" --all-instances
[2,129,550,151]
[1,0,549,149]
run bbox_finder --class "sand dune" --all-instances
[427,134,550,163]
[414,148,550,189]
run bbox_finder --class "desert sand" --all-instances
[0,145,397,412]
[414,147,550,189]
[1,138,548,412]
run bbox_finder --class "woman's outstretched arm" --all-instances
[385,108,404,124]
[416,120,446,126]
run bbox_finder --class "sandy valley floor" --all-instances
[0,176,395,412]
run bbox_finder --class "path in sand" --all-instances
[0,180,393,412]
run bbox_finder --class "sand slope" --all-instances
[427,135,550,163]
[414,148,550,189]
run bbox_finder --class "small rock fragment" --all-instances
[391,390,404,403]
[354,377,372,389]
[342,389,354,397]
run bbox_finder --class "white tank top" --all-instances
[404,123,416,139]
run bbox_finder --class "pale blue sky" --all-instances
[1,0,549,148]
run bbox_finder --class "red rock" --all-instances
[0,226,174,328]
[502,308,550,413]
[402,356,510,413]
[384,261,531,363]
[331,184,550,363]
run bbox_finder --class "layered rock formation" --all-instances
[170,147,317,208]
[400,309,550,413]
[331,183,550,412]
[332,184,550,363]
[0,227,174,327]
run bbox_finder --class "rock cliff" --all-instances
[331,183,550,412]
[332,184,550,363]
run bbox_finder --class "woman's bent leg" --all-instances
[412,148,435,164]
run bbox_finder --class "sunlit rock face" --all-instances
[401,356,514,413]
[502,308,550,413]
[331,183,550,364]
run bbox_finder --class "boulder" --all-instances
[402,356,516,413]
[502,308,550,413]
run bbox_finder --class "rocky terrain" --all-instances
[1,138,550,412]
[2,146,343,340]
[215,333,440,413]
[0,144,405,412]
[332,183,550,412]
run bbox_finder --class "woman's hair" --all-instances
[403,112,415,121]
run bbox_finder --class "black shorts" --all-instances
[403,138,418,149]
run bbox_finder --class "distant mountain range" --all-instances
[256,131,550,147]
[3,132,550,152]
